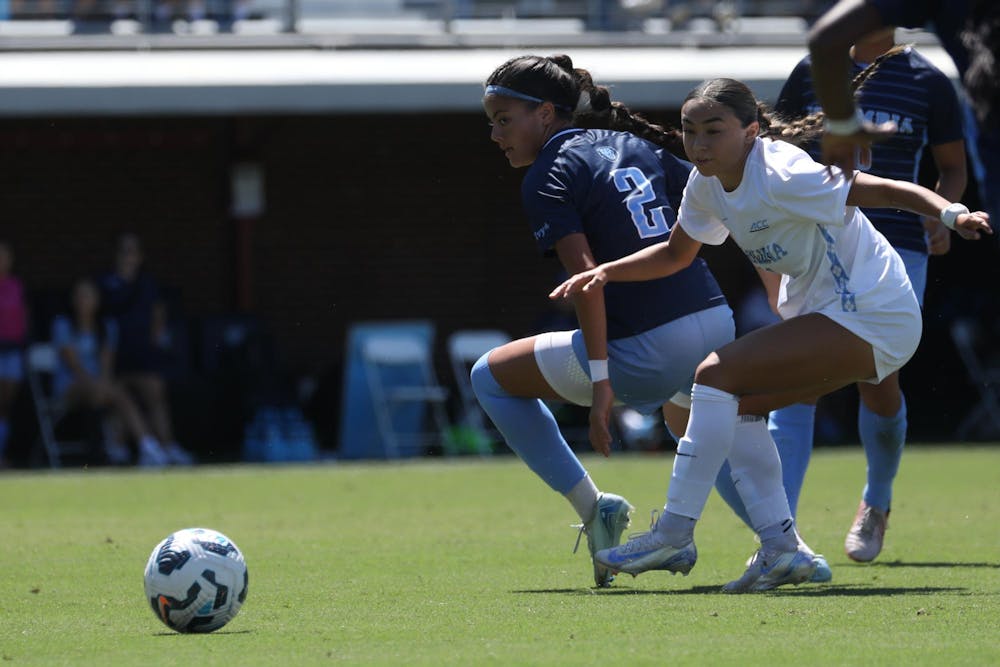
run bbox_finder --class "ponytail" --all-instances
[553,55,686,157]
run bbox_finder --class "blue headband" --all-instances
[484,84,572,111]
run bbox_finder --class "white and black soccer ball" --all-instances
[143,528,248,633]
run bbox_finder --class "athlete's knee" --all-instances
[858,378,903,417]
[470,352,500,400]
[693,352,727,388]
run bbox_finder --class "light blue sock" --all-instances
[859,396,907,513]
[714,460,753,529]
[768,403,816,518]
[470,354,587,494]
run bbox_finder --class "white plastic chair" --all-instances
[361,332,451,458]
[446,329,510,440]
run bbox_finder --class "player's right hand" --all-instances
[954,210,993,241]
[549,266,607,299]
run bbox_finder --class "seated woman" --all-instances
[52,279,174,466]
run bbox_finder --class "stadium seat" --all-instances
[950,317,1000,439]
[446,328,510,453]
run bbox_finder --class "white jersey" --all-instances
[678,137,921,382]
[679,137,911,319]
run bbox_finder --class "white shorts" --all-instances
[534,330,690,409]
[818,288,922,383]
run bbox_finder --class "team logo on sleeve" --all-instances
[596,146,619,163]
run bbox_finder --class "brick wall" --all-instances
[2,112,996,448]
[0,113,562,375]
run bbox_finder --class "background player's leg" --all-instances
[847,374,906,561]
[857,375,906,513]
[768,401,818,517]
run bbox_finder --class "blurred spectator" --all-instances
[0,241,28,467]
[97,233,193,464]
[9,0,60,19]
[52,279,173,466]
[150,0,249,29]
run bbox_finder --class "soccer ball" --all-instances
[143,528,249,633]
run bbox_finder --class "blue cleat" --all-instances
[810,554,833,582]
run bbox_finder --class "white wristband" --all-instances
[824,108,865,136]
[588,359,609,383]
[940,203,969,231]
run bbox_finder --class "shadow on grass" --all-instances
[512,584,967,597]
[840,560,1000,569]
[153,629,254,637]
[763,584,969,597]
[513,586,726,596]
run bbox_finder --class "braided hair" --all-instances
[484,54,686,157]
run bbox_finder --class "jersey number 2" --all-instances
[611,167,672,239]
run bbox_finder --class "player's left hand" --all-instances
[589,381,615,457]
[954,210,993,241]
[549,267,607,299]
[923,217,951,255]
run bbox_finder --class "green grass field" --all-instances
[2,445,998,666]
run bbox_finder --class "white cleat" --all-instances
[594,525,697,578]
[723,547,817,593]
[574,493,634,587]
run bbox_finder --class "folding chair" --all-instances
[950,317,1000,439]
[359,328,451,458]
[25,342,103,467]
[446,329,510,453]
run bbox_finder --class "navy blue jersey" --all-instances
[776,48,964,253]
[521,128,726,340]
[868,0,970,76]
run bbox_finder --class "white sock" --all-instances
[758,518,798,552]
[565,474,600,522]
[656,510,696,547]
[665,384,739,522]
[728,416,793,532]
